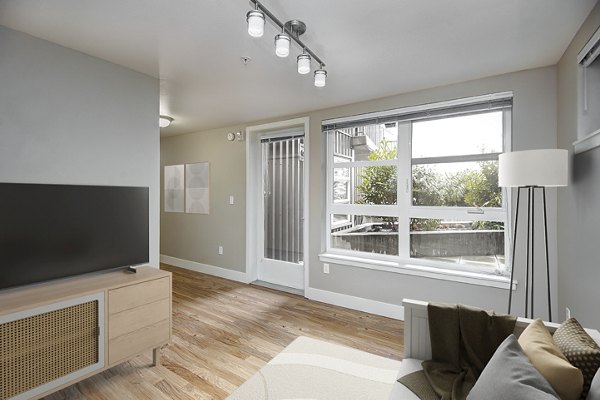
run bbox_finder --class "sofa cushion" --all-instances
[518,318,583,400]
[389,358,423,400]
[554,318,600,399]
[467,335,559,400]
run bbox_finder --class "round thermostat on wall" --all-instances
[227,132,236,141]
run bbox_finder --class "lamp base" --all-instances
[507,185,552,321]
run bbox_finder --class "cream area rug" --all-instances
[227,336,402,400]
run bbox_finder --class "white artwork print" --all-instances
[164,165,184,212]
[185,162,209,214]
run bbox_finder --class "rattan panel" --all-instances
[0,301,98,399]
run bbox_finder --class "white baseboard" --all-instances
[161,255,403,320]
[305,287,404,320]
[160,255,251,284]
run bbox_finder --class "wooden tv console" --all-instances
[0,266,171,400]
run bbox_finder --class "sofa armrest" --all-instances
[389,358,424,400]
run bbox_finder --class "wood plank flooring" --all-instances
[44,264,404,399]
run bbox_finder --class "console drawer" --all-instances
[109,298,170,339]
[108,319,170,365]
[108,277,170,314]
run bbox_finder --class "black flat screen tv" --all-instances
[0,183,149,290]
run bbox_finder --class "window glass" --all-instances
[333,167,350,202]
[412,112,503,158]
[331,215,398,256]
[333,124,398,162]
[409,218,505,271]
[333,166,398,205]
[412,161,500,207]
[331,214,351,227]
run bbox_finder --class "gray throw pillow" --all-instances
[587,369,600,400]
[467,335,559,400]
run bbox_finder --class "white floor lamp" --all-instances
[499,149,568,321]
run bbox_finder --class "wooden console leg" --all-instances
[152,348,161,366]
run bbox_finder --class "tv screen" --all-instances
[0,183,149,290]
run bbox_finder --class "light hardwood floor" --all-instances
[44,264,403,399]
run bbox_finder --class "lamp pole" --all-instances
[507,185,552,321]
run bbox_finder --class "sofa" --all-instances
[391,299,600,400]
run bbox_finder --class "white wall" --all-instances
[0,26,160,266]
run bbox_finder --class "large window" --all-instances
[324,94,511,276]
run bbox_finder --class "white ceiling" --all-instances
[0,0,597,136]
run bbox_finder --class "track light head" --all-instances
[274,33,291,58]
[314,68,327,87]
[246,9,265,38]
[297,53,311,74]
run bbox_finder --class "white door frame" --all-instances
[246,117,310,292]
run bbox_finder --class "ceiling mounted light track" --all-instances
[246,0,327,87]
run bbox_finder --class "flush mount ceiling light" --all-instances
[159,115,173,128]
[246,0,327,87]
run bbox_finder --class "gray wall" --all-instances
[161,66,559,317]
[557,3,600,328]
[0,26,160,266]
[160,126,247,272]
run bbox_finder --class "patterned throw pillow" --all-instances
[554,318,600,399]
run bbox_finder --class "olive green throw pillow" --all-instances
[554,318,600,399]
[519,319,583,400]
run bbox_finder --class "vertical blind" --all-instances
[261,135,304,263]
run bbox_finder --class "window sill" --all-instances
[318,253,516,290]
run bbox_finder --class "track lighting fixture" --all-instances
[246,0,327,87]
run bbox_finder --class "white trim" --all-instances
[160,255,252,284]
[573,127,600,154]
[577,26,600,65]
[318,252,516,290]
[2,292,105,400]
[322,92,513,126]
[305,286,404,320]
[245,116,310,291]
[331,203,399,217]
[408,206,506,221]
[334,159,397,168]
